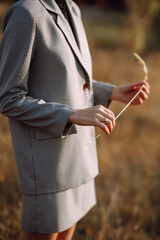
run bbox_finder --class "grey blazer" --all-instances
[0,0,115,194]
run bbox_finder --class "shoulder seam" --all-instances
[15,4,39,23]
[9,2,43,24]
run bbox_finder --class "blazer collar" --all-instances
[39,0,91,81]
[39,0,60,14]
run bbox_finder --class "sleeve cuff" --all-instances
[92,80,116,107]
[62,121,77,138]
[49,105,77,138]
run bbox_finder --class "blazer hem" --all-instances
[18,171,99,195]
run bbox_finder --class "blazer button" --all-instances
[83,83,88,91]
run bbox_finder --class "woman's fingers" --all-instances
[133,86,149,104]
[142,84,150,95]
[104,118,113,132]
[95,119,110,135]
[132,80,150,92]
[135,80,149,87]
[131,82,150,105]
[96,105,115,128]
[138,96,143,104]
[96,104,114,116]
[143,80,150,89]
[94,105,115,133]
[135,83,150,94]
[133,90,148,104]
[68,104,116,135]
[139,89,148,100]
[96,114,113,132]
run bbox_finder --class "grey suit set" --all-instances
[0,0,115,233]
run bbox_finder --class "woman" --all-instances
[0,0,150,239]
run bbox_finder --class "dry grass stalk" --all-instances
[96,53,148,140]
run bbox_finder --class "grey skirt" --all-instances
[21,179,97,234]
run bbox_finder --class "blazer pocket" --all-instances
[34,123,77,140]
[34,128,59,140]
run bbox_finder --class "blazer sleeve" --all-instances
[92,79,116,107]
[0,5,77,138]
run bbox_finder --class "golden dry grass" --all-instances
[0,2,160,240]
[0,48,160,240]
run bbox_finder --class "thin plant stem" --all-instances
[95,53,148,140]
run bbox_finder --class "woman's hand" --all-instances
[110,80,150,105]
[68,105,115,135]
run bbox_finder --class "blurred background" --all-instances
[0,0,160,239]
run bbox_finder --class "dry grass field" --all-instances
[0,2,160,240]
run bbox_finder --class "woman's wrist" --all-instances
[110,86,119,101]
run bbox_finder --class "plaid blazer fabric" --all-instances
[0,0,115,194]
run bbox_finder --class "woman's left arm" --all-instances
[92,79,116,107]
[110,80,150,105]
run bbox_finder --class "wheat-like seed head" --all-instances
[133,52,148,81]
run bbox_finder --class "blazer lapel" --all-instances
[39,0,90,80]
[65,0,92,77]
